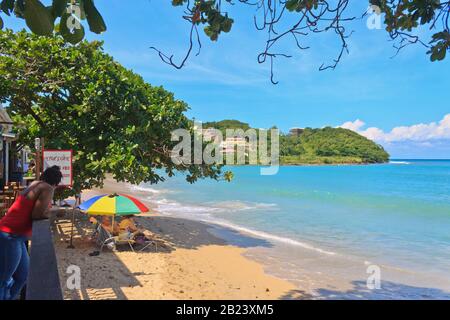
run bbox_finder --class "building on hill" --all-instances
[289,127,304,136]
[220,137,249,155]
[198,127,255,156]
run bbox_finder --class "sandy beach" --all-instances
[52,176,450,300]
[52,180,297,300]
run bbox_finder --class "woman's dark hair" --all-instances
[40,165,63,186]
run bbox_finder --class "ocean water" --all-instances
[131,160,450,299]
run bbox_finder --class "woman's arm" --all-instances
[31,185,54,220]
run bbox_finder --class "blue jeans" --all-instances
[0,231,29,300]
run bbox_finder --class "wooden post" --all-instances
[40,137,45,177]
[41,138,45,158]
[4,141,9,184]
[35,149,40,180]
[67,193,80,249]
[67,207,75,249]
[35,137,44,180]
[20,148,25,186]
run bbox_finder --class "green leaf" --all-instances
[45,5,57,23]
[285,0,300,11]
[222,16,233,33]
[430,45,447,61]
[78,0,86,20]
[430,31,450,43]
[51,0,67,18]
[224,171,234,182]
[172,0,183,6]
[84,0,106,34]
[1,0,15,15]
[24,0,54,36]
[14,0,25,18]
[0,16,3,29]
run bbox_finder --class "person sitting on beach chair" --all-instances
[119,215,144,236]
[101,216,120,236]
[119,215,140,232]
[88,216,105,241]
[89,216,98,225]
[97,219,157,253]
[118,215,154,243]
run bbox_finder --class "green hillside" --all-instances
[201,120,390,164]
[203,120,251,133]
[280,127,389,164]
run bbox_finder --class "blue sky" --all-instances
[3,1,450,158]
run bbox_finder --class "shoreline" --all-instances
[106,178,450,299]
[52,181,298,300]
[224,161,390,167]
[53,177,450,300]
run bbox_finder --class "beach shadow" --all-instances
[52,212,141,300]
[281,280,450,300]
[135,216,273,252]
[278,289,316,299]
[51,210,273,300]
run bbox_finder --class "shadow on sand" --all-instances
[281,280,450,300]
[51,211,272,300]
[53,212,450,300]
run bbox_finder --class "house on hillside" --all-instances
[220,136,249,154]
[289,127,304,136]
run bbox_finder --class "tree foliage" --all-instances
[280,127,390,163]
[203,119,251,134]
[0,1,448,82]
[0,29,227,192]
[0,0,106,44]
[370,0,450,61]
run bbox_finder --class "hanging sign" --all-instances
[42,149,73,186]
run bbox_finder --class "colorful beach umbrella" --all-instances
[79,193,149,216]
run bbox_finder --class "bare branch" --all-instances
[151,1,363,83]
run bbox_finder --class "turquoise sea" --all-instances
[132,160,450,299]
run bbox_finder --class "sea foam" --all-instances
[133,183,336,256]
[390,161,411,165]
[152,198,336,256]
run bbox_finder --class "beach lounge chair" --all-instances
[96,224,134,252]
[96,224,157,253]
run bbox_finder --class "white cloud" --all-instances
[340,119,366,132]
[339,114,450,143]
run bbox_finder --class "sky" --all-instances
[3,1,450,158]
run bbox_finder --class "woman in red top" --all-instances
[0,166,62,300]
